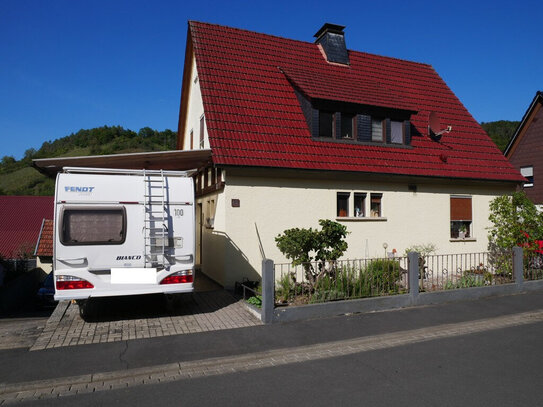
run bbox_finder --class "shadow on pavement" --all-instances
[79,271,233,323]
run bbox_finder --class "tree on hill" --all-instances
[0,125,177,196]
[481,120,520,152]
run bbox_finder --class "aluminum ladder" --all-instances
[143,169,168,268]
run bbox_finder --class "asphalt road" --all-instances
[18,319,543,406]
[5,290,543,406]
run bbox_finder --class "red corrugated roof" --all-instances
[0,196,54,259]
[188,21,524,182]
[35,219,53,257]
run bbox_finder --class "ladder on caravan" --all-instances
[143,169,168,268]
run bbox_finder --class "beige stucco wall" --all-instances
[36,256,52,274]
[181,54,208,151]
[201,169,515,288]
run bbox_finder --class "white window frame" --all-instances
[521,166,534,188]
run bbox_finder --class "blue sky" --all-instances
[1,0,541,159]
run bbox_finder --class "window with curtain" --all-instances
[340,113,356,139]
[354,193,366,217]
[61,208,126,245]
[337,192,350,217]
[371,119,384,142]
[390,120,403,144]
[450,196,472,239]
[370,193,382,217]
[521,166,534,187]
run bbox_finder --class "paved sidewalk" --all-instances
[0,318,48,350]
[31,290,261,351]
[3,308,543,404]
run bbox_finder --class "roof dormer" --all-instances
[314,23,349,65]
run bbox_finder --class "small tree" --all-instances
[275,219,348,286]
[488,192,543,274]
[488,192,543,249]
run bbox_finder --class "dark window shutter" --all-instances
[357,115,371,142]
[335,112,341,139]
[385,119,391,144]
[404,120,411,145]
[311,108,319,137]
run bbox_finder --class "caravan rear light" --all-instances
[56,275,94,290]
[160,270,193,285]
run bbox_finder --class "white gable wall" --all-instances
[182,54,208,151]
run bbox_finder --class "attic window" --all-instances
[341,113,356,139]
[310,107,412,147]
[372,119,384,142]
[391,121,404,144]
[319,111,334,138]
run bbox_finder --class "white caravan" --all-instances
[53,167,195,303]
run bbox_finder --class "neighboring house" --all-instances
[0,196,54,260]
[504,91,543,208]
[176,21,524,288]
[34,219,53,274]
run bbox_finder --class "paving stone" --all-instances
[29,290,261,350]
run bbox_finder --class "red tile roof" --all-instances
[0,196,54,259]
[35,219,53,257]
[188,21,524,182]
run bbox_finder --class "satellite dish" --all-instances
[428,111,452,141]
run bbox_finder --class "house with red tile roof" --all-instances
[34,219,53,273]
[175,21,524,288]
[504,91,543,208]
[0,196,54,260]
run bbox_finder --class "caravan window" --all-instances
[61,208,126,245]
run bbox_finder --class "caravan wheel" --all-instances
[76,300,88,319]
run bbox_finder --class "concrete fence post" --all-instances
[512,246,524,287]
[408,251,420,303]
[261,258,275,324]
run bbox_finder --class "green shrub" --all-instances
[365,259,402,294]
[445,275,485,290]
[246,295,262,308]
[276,273,295,303]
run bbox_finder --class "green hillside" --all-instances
[0,126,176,196]
[481,120,520,152]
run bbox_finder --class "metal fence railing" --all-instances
[524,251,543,281]
[274,257,409,306]
[421,252,514,292]
[272,251,522,305]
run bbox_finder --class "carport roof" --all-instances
[32,149,212,177]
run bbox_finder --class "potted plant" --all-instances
[458,224,467,239]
